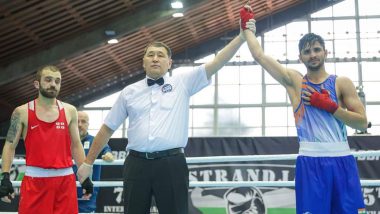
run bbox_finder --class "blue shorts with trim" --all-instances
[295,155,366,214]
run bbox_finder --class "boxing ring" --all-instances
[2,136,380,213]
[6,150,380,188]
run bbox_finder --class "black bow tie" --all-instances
[147,77,164,86]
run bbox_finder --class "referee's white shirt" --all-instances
[104,65,211,152]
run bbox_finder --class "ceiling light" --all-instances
[105,30,116,36]
[171,1,183,9]
[172,12,184,18]
[107,39,119,44]
[105,30,118,44]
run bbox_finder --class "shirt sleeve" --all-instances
[104,90,129,131]
[179,64,211,96]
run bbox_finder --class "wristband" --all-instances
[82,162,93,168]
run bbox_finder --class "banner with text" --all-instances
[1,136,380,213]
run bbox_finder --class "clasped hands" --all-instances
[78,153,114,200]
[239,1,256,39]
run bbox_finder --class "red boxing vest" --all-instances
[24,100,73,168]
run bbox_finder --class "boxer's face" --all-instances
[35,69,61,98]
[299,41,327,72]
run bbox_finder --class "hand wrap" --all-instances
[81,177,93,195]
[0,172,14,198]
[310,89,338,113]
[240,7,255,30]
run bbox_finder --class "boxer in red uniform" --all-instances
[0,65,93,214]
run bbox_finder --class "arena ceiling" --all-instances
[0,0,342,124]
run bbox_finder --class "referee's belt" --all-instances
[128,148,185,160]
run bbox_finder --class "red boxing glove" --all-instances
[240,7,255,30]
[310,89,338,114]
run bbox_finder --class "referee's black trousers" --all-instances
[123,152,189,214]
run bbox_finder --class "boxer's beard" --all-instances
[40,86,59,98]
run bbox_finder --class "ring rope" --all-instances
[2,150,380,165]
[8,180,380,187]
[4,150,380,188]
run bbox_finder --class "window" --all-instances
[83,1,380,137]
[311,20,334,40]
[335,62,358,81]
[359,0,380,16]
[362,62,380,81]
[332,0,355,17]
[360,18,380,58]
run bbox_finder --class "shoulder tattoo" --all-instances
[6,110,21,143]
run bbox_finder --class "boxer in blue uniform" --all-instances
[241,4,368,213]
[295,76,366,213]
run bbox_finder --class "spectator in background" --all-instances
[74,111,114,213]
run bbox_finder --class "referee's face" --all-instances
[143,46,172,79]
